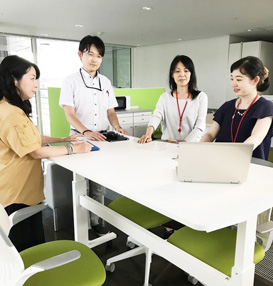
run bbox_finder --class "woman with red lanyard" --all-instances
[202,56,273,160]
[138,55,208,144]
[138,55,208,237]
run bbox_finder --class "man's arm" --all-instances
[107,108,129,135]
[63,105,106,141]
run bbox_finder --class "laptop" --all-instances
[177,142,253,184]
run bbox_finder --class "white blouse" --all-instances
[148,91,208,142]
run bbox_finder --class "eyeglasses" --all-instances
[79,68,102,91]
[83,51,102,61]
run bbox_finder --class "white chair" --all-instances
[0,203,106,286]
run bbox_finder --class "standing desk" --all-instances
[50,137,273,286]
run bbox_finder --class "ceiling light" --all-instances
[97,32,103,36]
[247,29,253,32]
[177,38,182,41]
[142,6,152,11]
[75,24,84,28]
[40,33,49,37]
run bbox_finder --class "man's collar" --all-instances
[80,68,100,80]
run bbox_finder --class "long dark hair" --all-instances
[169,55,200,99]
[231,56,270,92]
[0,55,40,117]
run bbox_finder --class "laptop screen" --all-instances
[177,142,253,184]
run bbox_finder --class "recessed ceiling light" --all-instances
[40,33,49,37]
[75,24,84,28]
[97,32,103,36]
[247,29,253,32]
[177,38,182,41]
[142,6,152,11]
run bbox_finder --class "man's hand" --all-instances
[116,126,129,135]
[84,131,106,141]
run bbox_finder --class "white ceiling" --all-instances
[1,0,273,46]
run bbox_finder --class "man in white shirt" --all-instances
[59,35,127,236]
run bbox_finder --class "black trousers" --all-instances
[5,203,45,252]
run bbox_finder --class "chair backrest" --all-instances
[0,204,25,285]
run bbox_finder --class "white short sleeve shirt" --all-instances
[59,68,118,131]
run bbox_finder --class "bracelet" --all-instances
[82,129,92,135]
[65,144,74,155]
[114,125,121,130]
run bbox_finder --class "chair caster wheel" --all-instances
[188,275,198,285]
[105,263,115,272]
[126,241,135,249]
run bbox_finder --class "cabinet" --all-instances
[116,113,134,135]
[226,41,273,100]
[115,110,152,137]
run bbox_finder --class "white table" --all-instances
[51,137,273,286]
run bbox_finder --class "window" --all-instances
[1,34,132,135]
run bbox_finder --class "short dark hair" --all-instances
[169,55,200,99]
[0,55,40,116]
[231,56,270,92]
[79,35,105,57]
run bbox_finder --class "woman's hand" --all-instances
[166,139,178,143]
[138,134,152,144]
[72,142,92,153]
[64,134,85,142]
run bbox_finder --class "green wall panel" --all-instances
[47,87,165,137]
[114,88,165,112]
[48,88,70,137]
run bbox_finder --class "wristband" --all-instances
[65,144,74,155]
[82,129,92,135]
[114,125,121,130]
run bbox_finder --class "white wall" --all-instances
[132,36,230,109]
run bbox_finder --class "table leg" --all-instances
[72,172,117,247]
[72,173,89,245]
[231,216,257,286]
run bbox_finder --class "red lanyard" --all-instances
[176,91,190,133]
[231,94,258,142]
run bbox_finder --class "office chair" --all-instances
[167,208,273,285]
[167,158,273,285]
[105,196,171,286]
[0,203,106,286]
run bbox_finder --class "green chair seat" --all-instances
[21,240,106,286]
[168,227,265,277]
[108,197,170,229]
